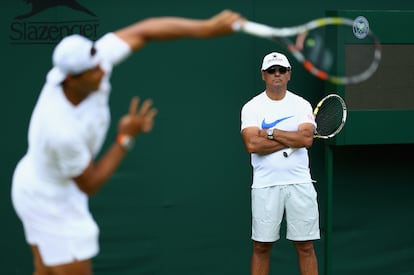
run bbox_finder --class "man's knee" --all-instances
[253,241,273,255]
[294,241,315,255]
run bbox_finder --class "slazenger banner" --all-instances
[10,0,100,44]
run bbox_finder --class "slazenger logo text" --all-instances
[10,0,99,45]
[10,20,99,44]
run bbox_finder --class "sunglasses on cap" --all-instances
[264,65,290,75]
[69,45,98,78]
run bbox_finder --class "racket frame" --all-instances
[283,94,347,158]
[234,17,382,85]
[313,94,347,139]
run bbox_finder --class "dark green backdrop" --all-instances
[2,1,414,274]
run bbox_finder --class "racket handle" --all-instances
[232,21,275,38]
[283,148,299,158]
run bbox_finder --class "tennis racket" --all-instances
[233,16,381,85]
[283,94,347,158]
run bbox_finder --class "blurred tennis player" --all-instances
[11,10,243,275]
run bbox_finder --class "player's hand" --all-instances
[118,97,158,137]
[205,10,245,37]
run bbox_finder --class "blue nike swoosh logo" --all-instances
[261,116,294,129]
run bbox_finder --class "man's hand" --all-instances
[118,97,158,137]
[204,10,245,37]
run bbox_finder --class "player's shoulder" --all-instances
[244,91,266,105]
[95,33,131,66]
[241,92,264,114]
[286,90,311,104]
[286,90,305,100]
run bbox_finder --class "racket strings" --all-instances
[239,17,381,85]
[315,97,344,136]
[297,23,379,85]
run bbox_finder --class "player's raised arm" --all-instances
[114,10,244,51]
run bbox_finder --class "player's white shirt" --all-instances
[241,91,316,188]
[12,33,131,239]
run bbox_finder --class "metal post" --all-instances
[324,144,333,275]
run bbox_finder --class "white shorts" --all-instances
[24,223,99,266]
[12,169,99,266]
[251,183,320,242]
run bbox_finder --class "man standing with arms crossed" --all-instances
[241,52,319,275]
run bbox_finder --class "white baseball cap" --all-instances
[261,52,291,70]
[47,34,100,84]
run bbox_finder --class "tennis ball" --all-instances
[306,38,316,47]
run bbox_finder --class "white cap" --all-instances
[261,52,291,70]
[47,34,100,84]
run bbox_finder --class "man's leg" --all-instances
[31,245,52,275]
[50,259,92,275]
[251,241,273,275]
[31,245,92,275]
[293,241,318,275]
